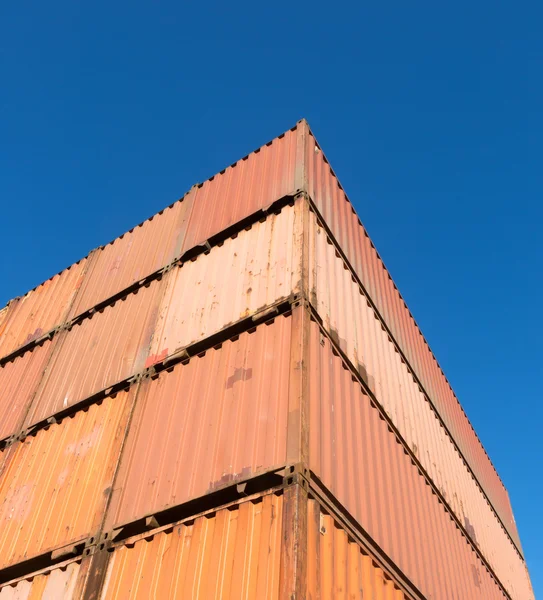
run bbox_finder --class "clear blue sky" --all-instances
[1,1,541,594]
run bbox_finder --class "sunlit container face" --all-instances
[104,314,293,531]
[307,213,528,598]
[0,340,57,442]
[180,126,302,253]
[307,322,528,600]
[0,558,88,599]
[68,195,194,319]
[307,499,407,600]
[0,391,132,569]
[303,126,518,547]
[22,282,164,429]
[0,260,88,360]
[149,203,302,363]
[100,494,283,600]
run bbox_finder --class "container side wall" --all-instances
[150,204,302,360]
[0,340,57,442]
[308,214,530,598]
[0,558,87,599]
[308,322,530,600]
[0,261,88,360]
[0,391,133,570]
[181,127,300,253]
[304,126,519,547]
[23,282,164,429]
[307,498,408,600]
[100,494,283,600]
[104,315,293,531]
[69,195,194,319]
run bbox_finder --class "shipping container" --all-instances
[308,320,533,600]
[308,211,526,593]
[104,313,293,532]
[0,340,57,442]
[0,557,89,599]
[302,122,519,547]
[0,391,133,570]
[68,194,194,319]
[149,203,302,363]
[0,259,89,361]
[307,498,409,600]
[100,493,284,600]
[22,281,164,429]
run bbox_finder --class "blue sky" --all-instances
[1,1,541,594]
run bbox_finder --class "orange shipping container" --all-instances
[308,319,532,600]
[0,391,133,570]
[308,211,526,596]
[22,282,164,429]
[0,340,57,442]
[104,313,293,532]
[68,194,194,319]
[0,259,89,361]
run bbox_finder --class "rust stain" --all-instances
[208,466,253,492]
[226,367,253,389]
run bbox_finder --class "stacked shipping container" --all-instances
[0,121,533,599]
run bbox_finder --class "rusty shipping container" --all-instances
[0,121,514,553]
[0,259,89,362]
[0,391,133,570]
[0,121,534,598]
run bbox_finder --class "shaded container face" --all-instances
[0,340,57,442]
[149,203,302,362]
[181,126,302,253]
[68,196,194,319]
[307,321,526,600]
[307,499,407,600]
[0,391,132,570]
[100,494,283,600]
[308,215,528,597]
[303,126,519,548]
[0,558,88,599]
[23,281,164,429]
[104,314,293,531]
[0,260,88,361]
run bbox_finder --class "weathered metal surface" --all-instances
[181,126,303,253]
[307,498,408,600]
[104,314,293,531]
[0,260,88,361]
[68,195,194,319]
[308,213,529,597]
[308,321,534,600]
[99,493,283,599]
[0,556,89,599]
[0,340,57,442]
[22,282,164,429]
[0,391,133,570]
[149,204,302,362]
[302,121,519,548]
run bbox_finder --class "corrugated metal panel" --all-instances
[308,321,533,600]
[0,341,57,442]
[149,204,302,361]
[303,122,519,547]
[22,281,164,429]
[100,493,283,599]
[0,558,88,599]
[308,212,530,598]
[307,498,408,600]
[180,126,302,253]
[0,391,132,569]
[68,195,194,319]
[0,260,89,361]
[104,314,293,531]
[0,306,11,341]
